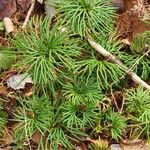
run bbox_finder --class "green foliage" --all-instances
[8,4,150,148]
[62,76,103,105]
[13,96,53,141]
[103,109,126,140]
[47,126,73,149]
[60,100,100,129]
[13,17,81,90]
[0,22,4,30]
[61,76,102,130]
[13,95,88,149]
[0,104,7,136]
[48,0,116,36]
[125,87,150,139]
[46,124,85,149]
[44,111,87,149]
[122,53,150,80]
[74,58,123,89]
[0,47,15,71]
[135,57,150,80]
[120,49,150,80]
[130,31,150,55]
[123,31,150,80]
[69,34,124,90]
[95,33,122,55]
[125,86,150,115]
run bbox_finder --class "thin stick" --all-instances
[110,48,150,88]
[22,0,35,28]
[127,48,150,72]
[87,38,150,89]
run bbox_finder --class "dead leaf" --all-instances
[0,70,18,81]
[121,140,149,150]
[16,0,32,12]
[75,146,82,150]
[2,128,13,145]
[6,74,33,90]
[0,37,8,46]
[121,39,131,45]
[0,84,8,96]
[32,131,42,144]
[0,0,16,19]
[25,92,34,97]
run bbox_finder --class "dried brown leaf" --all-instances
[0,0,16,19]
[121,140,149,150]
[16,0,32,12]
[0,84,8,96]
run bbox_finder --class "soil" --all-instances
[116,0,150,40]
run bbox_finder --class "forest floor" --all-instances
[0,0,150,150]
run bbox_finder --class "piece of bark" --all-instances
[87,38,150,89]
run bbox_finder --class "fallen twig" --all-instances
[22,0,35,28]
[110,48,150,88]
[87,38,150,89]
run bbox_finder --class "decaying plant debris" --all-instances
[0,0,150,150]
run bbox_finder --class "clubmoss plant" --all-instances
[102,109,126,140]
[43,109,87,150]
[126,31,150,80]
[48,0,116,36]
[46,126,73,149]
[94,33,123,55]
[60,100,100,129]
[0,47,15,71]
[62,76,103,105]
[13,96,53,141]
[118,31,150,80]
[130,31,150,55]
[74,58,123,89]
[0,104,7,136]
[46,124,86,149]
[125,87,150,139]
[120,52,150,80]
[69,33,124,90]
[13,17,81,91]
[8,2,150,148]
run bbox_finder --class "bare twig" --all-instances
[22,0,35,28]
[127,48,150,72]
[87,38,150,89]
[110,48,150,88]
[120,96,125,113]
